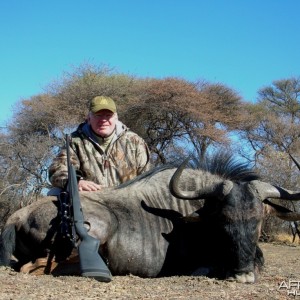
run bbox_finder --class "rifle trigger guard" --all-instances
[84,221,91,232]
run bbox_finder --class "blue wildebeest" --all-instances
[0,153,300,283]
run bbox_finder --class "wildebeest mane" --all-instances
[190,151,260,182]
[118,151,259,189]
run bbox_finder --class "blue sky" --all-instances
[1,1,300,127]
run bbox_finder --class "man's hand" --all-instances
[78,179,102,191]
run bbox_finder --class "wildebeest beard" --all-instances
[141,193,264,279]
[198,181,265,279]
[139,175,265,280]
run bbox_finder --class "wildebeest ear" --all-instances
[263,199,300,221]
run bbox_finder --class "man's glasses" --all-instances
[91,113,115,119]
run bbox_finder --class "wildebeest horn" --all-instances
[250,180,300,201]
[264,199,300,221]
[169,158,233,200]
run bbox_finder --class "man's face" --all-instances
[88,109,117,137]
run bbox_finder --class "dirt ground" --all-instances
[0,242,299,300]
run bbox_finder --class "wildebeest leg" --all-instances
[20,231,79,276]
[19,208,83,276]
[20,249,81,276]
[255,246,264,267]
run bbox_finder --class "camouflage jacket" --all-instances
[48,121,151,188]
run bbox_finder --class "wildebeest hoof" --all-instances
[226,271,255,283]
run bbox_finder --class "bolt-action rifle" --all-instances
[60,134,112,282]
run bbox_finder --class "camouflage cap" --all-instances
[89,96,117,113]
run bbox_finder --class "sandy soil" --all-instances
[0,242,299,300]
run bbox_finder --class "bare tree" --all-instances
[239,77,300,173]
[238,77,300,239]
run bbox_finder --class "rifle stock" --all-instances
[66,134,112,282]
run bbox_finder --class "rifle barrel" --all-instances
[65,134,112,282]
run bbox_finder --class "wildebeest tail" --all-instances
[0,224,16,266]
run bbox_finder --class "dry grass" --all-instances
[0,243,300,299]
[272,232,300,245]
